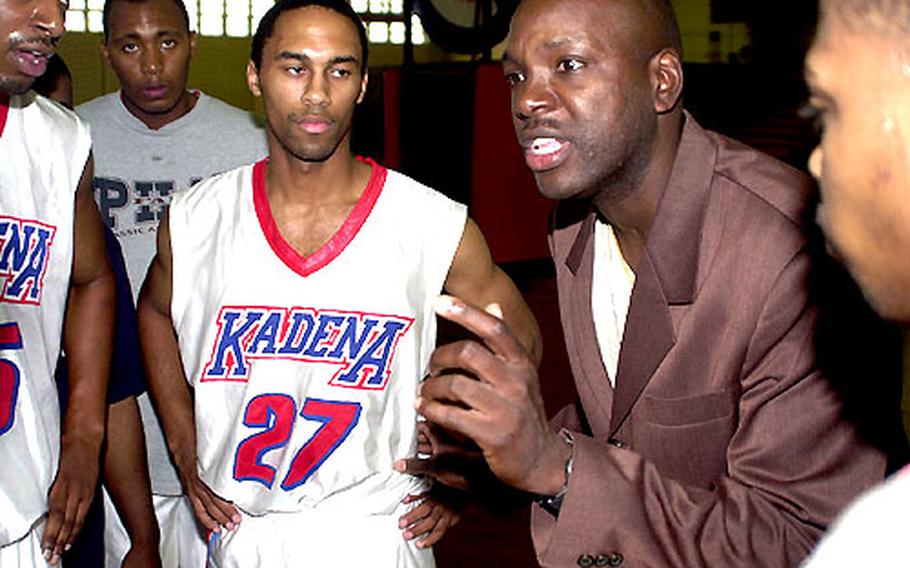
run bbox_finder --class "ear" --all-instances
[650,48,683,114]
[101,41,111,68]
[246,60,262,97]
[356,70,369,104]
[188,31,198,60]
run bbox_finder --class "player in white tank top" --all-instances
[1,10,116,561]
[168,158,465,565]
[137,1,540,566]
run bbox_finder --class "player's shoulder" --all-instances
[196,93,262,130]
[176,161,256,208]
[74,91,118,123]
[381,164,465,212]
[21,92,90,146]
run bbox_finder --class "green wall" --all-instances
[58,32,450,110]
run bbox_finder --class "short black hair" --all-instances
[102,0,192,42]
[251,0,369,73]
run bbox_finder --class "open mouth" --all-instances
[524,137,570,172]
[12,48,52,78]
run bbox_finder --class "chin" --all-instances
[533,171,586,202]
[0,74,34,96]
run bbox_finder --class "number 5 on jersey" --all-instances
[0,322,23,436]
[233,395,362,490]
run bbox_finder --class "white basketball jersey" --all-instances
[0,92,91,546]
[169,159,466,517]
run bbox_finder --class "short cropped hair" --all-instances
[102,0,192,42]
[822,0,910,36]
[250,0,369,73]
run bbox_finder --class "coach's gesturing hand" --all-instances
[414,296,571,498]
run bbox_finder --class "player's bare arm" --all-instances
[442,217,542,363]
[137,214,241,533]
[103,396,163,568]
[43,156,116,565]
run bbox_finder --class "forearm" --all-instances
[103,396,160,550]
[62,271,115,454]
[137,301,196,477]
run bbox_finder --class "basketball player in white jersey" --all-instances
[0,0,116,565]
[137,0,541,565]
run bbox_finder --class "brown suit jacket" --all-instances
[532,115,886,567]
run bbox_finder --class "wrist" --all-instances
[126,526,161,551]
[171,446,197,479]
[61,428,105,455]
[534,430,574,516]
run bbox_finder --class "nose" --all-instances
[30,0,64,39]
[514,73,556,121]
[302,72,329,106]
[808,145,823,179]
[140,47,162,75]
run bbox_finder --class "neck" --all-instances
[594,111,684,268]
[122,89,196,130]
[264,139,366,206]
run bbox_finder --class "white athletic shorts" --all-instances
[0,519,53,567]
[206,507,434,568]
[103,490,206,568]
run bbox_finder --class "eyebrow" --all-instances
[275,51,359,67]
[114,29,181,41]
[502,36,585,63]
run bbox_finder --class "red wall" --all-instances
[470,63,552,263]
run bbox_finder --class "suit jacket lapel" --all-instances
[550,113,719,437]
[608,113,717,434]
[609,251,674,434]
[555,208,615,432]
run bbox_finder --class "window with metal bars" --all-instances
[64,0,426,44]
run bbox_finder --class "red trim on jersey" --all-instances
[0,94,10,138]
[253,157,387,277]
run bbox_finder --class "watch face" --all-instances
[414,0,520,54]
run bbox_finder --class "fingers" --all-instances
[43,479,92,565]
[394,457,433,476]
[187,479,241,533]
[416,517,451,548]
[399,494,448,548]
[434,296,526,364]
[417,374,519,447]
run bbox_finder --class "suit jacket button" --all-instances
[577,554,595,567]
[609,553,624,566]
[595,554,610,566]
[607,438,625,448]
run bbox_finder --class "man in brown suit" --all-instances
[407,0,888,565]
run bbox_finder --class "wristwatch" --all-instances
[536,429,575,517]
